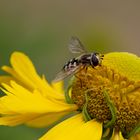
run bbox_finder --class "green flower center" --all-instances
[71,66,140,137]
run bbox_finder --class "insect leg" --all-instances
[74,65,86,87]
[74,74,83,87]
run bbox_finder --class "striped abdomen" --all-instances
[63,58,79,71]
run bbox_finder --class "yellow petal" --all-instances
[2,66,17,77]
[0,75,13,85]
[103,52,140,81]
[2,52,65,100]
[10,52,50,91]
[0,81,77,113]
[0,81,77,127]
[0,112,72,128]
[111,131,124,140]
[39,114,102,140]
[129,133,140,140]
[25,112,71,128]
[51,81,64,95]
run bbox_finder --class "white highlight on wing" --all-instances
[68,36,87,54]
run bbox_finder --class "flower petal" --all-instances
[0,81,77,127]
[51,81,64,95]
[9,52,52,92]
[25,112,71,128]
[111,131,124,140]
[129,133,140,140]
[0,75,13,85]
[1,52,64,100]
[39,114,102,140]
[103,52,140,81]
[0,112,72,128]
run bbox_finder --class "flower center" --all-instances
[71,66,140,136]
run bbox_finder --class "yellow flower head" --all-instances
[0,51,139,140]
[71,52,140,139]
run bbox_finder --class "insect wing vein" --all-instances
[68,36,87,54]
[52,65,81,82]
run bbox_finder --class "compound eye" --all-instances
[91,55,99,66]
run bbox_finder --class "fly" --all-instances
[53,36,104,82]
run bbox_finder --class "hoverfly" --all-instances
[53,36,104,82]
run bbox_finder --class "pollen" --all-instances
[71,66,140,136]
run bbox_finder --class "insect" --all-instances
[53,36,104,82]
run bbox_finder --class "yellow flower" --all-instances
[0,52,77,128]
[0,51,139,140]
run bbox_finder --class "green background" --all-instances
[0,1,140,139]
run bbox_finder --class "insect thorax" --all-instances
[79,54,92,66]
[80,53,100,67]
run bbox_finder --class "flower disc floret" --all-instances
[71,52,140,138]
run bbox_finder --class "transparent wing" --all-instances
[52,64,82,83]
[68,36,87,54]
